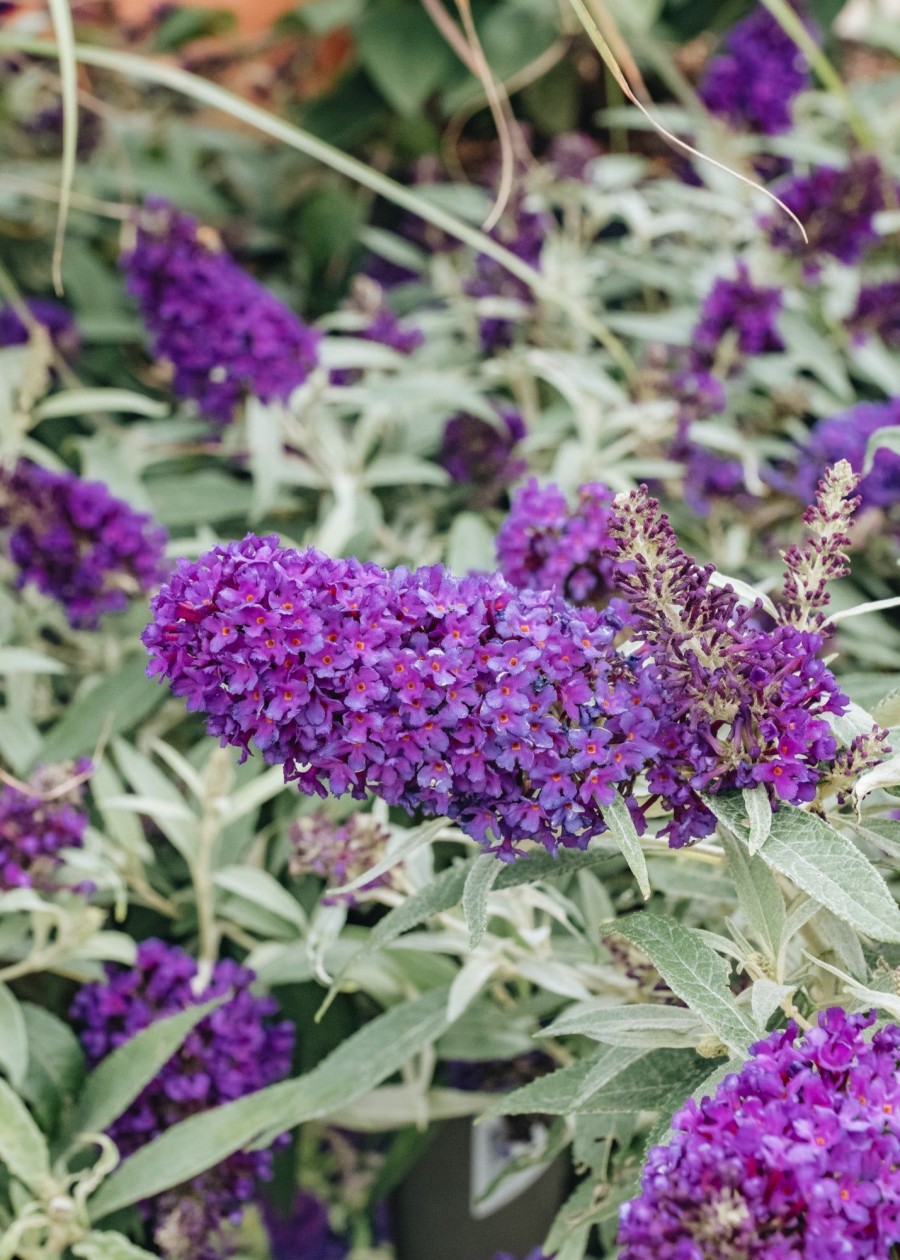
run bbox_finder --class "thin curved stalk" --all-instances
[568,0,810,243]
[0,33,637,383]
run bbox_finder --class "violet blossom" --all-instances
[699,3,812,135]
[691,264,784,370]
[121,199,320,425]
[0,461,168,629]
[619,1008,900,1258]
[439,406,527,507]
[795,398,900,512]
[765,158,892,264]
[496,478,619,605]
[142,536,661,858]
[289,812,394,903]
[848,281,900,349]
[0,761,90,891]
[71,939,294,1260]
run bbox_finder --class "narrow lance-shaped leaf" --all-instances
[603,793,651,899]
[608,914,759,1056]
[719,827,785,959]
[0,983,28,1088]
[463,854,502,950]
[63,996,225,1154]
[711,797,900,944]
[88,987,453,1221]
[0,1076,50,1192]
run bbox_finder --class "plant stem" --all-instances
[0,33,637,384]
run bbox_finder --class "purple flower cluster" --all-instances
[0,461,168,628]
[607,486,847,845]
[766,158,892,264]
[71,939,294,1260]
[0,297,80,359]
[496,478,619,605]
[440,406,527,507]
[849,281,900,349]
[795,398,900,512]
[121,199,320,425]
[142,535,661,858]
[692,264,784,370]
[498,480,849,846]
[289,811,394,903]
[0,761,90,891]
[619,1008,900,1258]
[699,4,811,135]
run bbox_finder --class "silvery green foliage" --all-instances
[0,4,898,1258]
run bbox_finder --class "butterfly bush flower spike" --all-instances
[143,537,661,857]
[605,484,847,845]
[619,1009,900,1258]
[699,3,812,135]
[0,461,168,629]
[289,812,394,904]
[71,940,294,1260]
[122,199,320,425]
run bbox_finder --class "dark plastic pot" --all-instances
[392,1116,568,1260]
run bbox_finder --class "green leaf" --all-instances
[21,1003,84,1134]
[89,988,453,1221]
[362,859,474,953]
[463,854,502,950]
[742,786,773,856]
[720,827,785,959]
[356,2,456,116]
[750,978,795,1027]
[0,1077,50,1191]
[0,984,27,1088]
[484,1048,610,1118]
[64,997,225,1153]
[578,1048,709,1114]
[863,425,900,475]
[330,817,446,896]
[539,1002,703,1048]
[608,915,759,1055]
[0,648,66,675]
[73,1232,159,1260]
[245,398,284,520]
[37,656,163,766]
[603,794,650,899]
[714,798,900,943]
[214,867,306,933]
